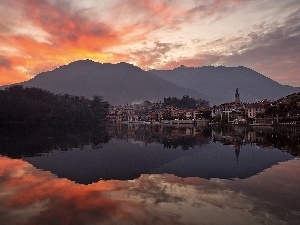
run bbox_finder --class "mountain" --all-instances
[4,61,299,106]
[151,66,300,105]
[14,60,205,105]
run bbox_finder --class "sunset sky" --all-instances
[0,0,299,86]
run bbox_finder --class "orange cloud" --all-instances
[0,0,125,85]
[1,0,299,86]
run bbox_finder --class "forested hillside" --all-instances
[16,60,204,105]
[0,86,109,125]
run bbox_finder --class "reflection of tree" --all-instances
[0,124,213,158]
[264,128,300,156]
[0,124,111,158]
[90,128,110,149]
[2,123,299,159]
[212,125,300,156]
[163,137,197,150]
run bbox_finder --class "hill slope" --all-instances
[16,60,205,105]
[151,66,300,105]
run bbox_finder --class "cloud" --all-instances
[110,41,184,69]
[0,56,11,69]
[161,54,223,69]
[160,6,300,86]
[0,0,124,85]
[0,0,299,86]
[218,8,300,85]
[185,0,248,21]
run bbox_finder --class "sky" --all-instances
[0,0,299,86]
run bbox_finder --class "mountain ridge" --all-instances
[150,65,300,105]
[13,60,207,105]
[2,60,299,106]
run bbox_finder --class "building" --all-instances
[235,88,240,105]
[246,100,271,119]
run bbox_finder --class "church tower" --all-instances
[235,88,240,105]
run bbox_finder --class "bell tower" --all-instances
[235,88,240,105]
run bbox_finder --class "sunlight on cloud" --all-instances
[0,0,299,86]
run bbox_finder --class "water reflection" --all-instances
[0,124,110,158]
[0,156,299,225]
[1,124,299,158]
[212,125,300,156]
[0,124,292,183]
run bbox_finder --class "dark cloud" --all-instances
[218,8,300,85]
[172,7,300,86]
[0,56,11,69]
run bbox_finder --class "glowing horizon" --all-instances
[0,0,299,86]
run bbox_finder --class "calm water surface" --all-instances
[0,124,299,225]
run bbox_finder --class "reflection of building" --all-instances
[234,143,240,163]
[211,125,300,157]
[105,124,211,150]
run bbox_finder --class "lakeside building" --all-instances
[106,89,300,125]
[106,102,212,124]
[211,88,247,124]
[246,100,272,119]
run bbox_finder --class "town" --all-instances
[106,88,300,126]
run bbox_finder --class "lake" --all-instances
[0,124,299,225]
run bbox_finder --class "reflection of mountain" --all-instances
[151,142,293,179]
[1,124,296,184]
[24,130,294,184]
[25,139,201,183]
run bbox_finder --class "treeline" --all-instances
[264,93,300,119]
[163,95,209,108]
[0,86,109,125]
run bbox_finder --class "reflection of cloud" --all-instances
[128,174,185,204]
[0,157,141,225]
[125,161,300,224]
[0,156,299,224]
[0,157,193,225]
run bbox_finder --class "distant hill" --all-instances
[14,60,206,105]
[4,61,299,106]
[151,66,300,105]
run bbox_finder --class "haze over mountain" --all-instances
[15,60,203,105]
[151,66,300,105]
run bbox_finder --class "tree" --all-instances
[0,86,110,125]
[163,95,209,109]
